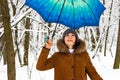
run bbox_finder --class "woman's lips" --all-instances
[67,40,73,42]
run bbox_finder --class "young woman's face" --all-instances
[64,33,76,49]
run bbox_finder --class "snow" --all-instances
[0,63,7,80]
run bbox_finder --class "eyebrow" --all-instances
[65,33,75,36]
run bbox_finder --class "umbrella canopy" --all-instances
[25,0,105,30]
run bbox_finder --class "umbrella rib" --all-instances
[57,0,66,23]
[46,0,60,21]
[72,0,75,30]
[83,0,98,25]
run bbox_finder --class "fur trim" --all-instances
[57,39,86,54]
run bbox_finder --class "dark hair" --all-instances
[62,29,79,49]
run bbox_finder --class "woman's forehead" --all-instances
[66,33,75,35]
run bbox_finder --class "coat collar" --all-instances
[57,39,86,54]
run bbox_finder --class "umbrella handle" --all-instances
[45,36,49,42]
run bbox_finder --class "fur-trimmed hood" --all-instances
[57,39,86,54]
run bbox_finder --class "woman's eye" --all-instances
[65,34,69,36]
[72,34,75,36]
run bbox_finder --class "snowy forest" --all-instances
[0,0,120,80]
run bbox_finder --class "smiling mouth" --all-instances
[67,40,73,42]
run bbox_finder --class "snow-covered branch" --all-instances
[11,8,32,27]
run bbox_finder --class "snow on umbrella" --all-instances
[25,0,105,30]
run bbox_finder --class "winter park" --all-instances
[0,0,120,80]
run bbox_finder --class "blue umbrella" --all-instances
[25,0,105,38]
[25,0,105,30]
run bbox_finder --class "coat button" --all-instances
[72,65,74,68]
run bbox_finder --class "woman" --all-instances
[36,29,103,80]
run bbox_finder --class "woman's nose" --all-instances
[68,35,73,38]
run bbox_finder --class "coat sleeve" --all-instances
[36,47,57,71]
[85,51,103,80]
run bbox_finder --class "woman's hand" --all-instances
[45,39,53,49]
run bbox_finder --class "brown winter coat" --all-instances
[36,39,103,80]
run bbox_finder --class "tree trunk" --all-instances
[14,26,23,66]
[104,0,113,56]
[11,0,23,66]
[0,7,2,22]
[0,0,16,80]
[113,19,120,69]
[24,18,30,65]
[103,0,105,5]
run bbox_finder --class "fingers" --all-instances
[45,39,53,49]
[45,42,50,47]
[48,39,53,44]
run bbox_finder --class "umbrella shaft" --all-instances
[52,0,66,38]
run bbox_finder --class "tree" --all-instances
[0,0,16,80]
[24,18,30,65]
[113,19,120,69]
